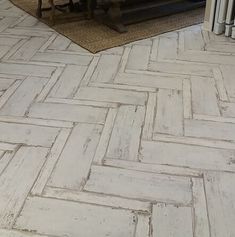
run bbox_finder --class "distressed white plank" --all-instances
[10,37,46,60]
[220,101,235,118]
[213,67,229,101]
[135,214,150,237]
[28,102,107,124]
[3,28,53,37]
[153,133,235,150]
[0,78,14,91]
[91,54,121,83]
[194,113,235,124]
[0,115,73,128]
[0,122,59,147]
[0,73,25,80]
[184,28,205,50]
[185,119,235,141]
[0,36,20,46]
[119,47,131,72]
[38,33,57,52]
[150,38,159,61]
[0,142,17,151]
[0,17,17,32]
[206,41,235,53]
[2,38,28,60]
[76,87,147,105]
[104,158,202,177]
[115,72,183,90]
[0,150,4,159]
[0,77,47,116]
[32,52,92,65]
[80,56,99,86]
[49,124,102,190]
[0,45,10,58]
[158,35,178,60]
[93,108,118,164]
[142,92,157,140]
[0,150,5,160]
[204,172,235,237]
[0,147,48,228]
[0,229,50,237]
[0,62,55,77]
[192,178,210,237]
[152,204,193,237]
[178,31,185,52]
[90,81,155,92]
[36,67,64,102]
[183,78,192,119]
[179,50,235,65]
[191,76,220,116]
[154,89,183,136]
[220,65,235,98]
[0,4,24,15]
[15,15,38,27]
[48,35,71,50]
[149,61,213,77]
[0,151,14,175]
[107,105,145,161]
[85,165,192,204]
[49,65,87,98]
[45,97,118,108]
[126,45,151,70]
[31,128,71,195]
[14,196,136,237]
[0,80,21,109]
[140,140,235,172]
[43,186,151,212]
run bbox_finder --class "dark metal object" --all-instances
[95,0,206,33]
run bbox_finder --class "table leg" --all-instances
[36,0,42,18]
[48,0,55,25]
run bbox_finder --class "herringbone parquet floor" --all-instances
[0,1,235,236]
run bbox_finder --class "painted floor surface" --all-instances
[0,1,235,236]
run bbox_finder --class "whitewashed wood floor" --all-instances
[0,0,235,236]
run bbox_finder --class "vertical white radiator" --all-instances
[213,0,235,38]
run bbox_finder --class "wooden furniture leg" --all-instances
[107,2,127,33]
[69,0,74,11]
[36,0,42,17]
[87,0,92,19]
[48,0,55,25]
[36,0,74,24]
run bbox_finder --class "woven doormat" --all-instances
[10,0,205,53]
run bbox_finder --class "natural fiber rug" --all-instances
[10,0,205,53]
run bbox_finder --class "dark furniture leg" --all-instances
[106,2,127,33]
[36,0,42,18]
[48,0,55,25]
[36,0,75,24]
[69,0,74,11]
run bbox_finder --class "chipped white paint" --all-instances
[154,89,183,136]
[107,105,145,161]
[49,124,102,189]
[0,147,48,227]
[15,196,136,237]
[85,165,192,204]
[0,3,235,236]
[141,140,235,172]
[152,204,194,237]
